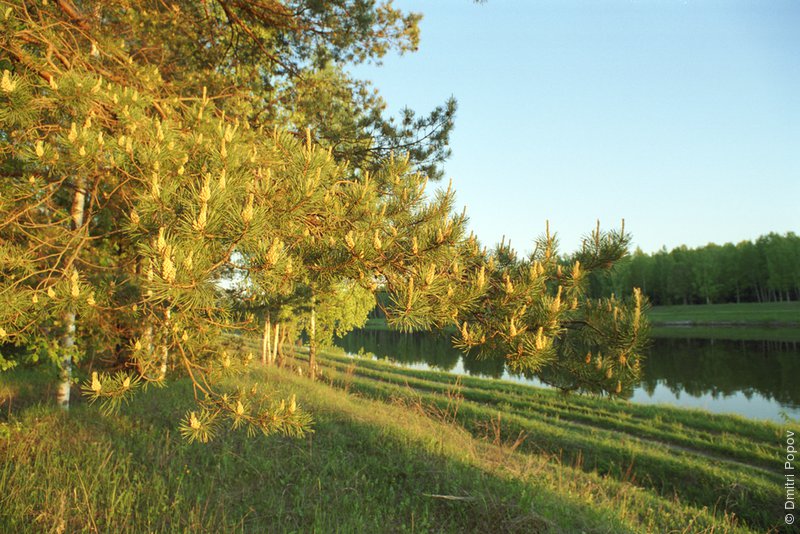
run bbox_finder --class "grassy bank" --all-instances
[0,348,791,533]
[649,325,800,342]
[365,302,800,330]
[647,301,800,326]
[299,348,786,532]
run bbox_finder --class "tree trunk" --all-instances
[56,311,75,409]
[141,260,154,361]
[57,179,86,410]
[277,328,287,367]
[262,313,271,365]
[159,308,171,379]
[272,322,280,364]
[144,323,153,359]
[309,295,317,380]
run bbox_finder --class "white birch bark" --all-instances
[57,179,86,410]
[272,322,280,365]
[262,313,271,365]
[159,308,171,379]
[309,295,317,379]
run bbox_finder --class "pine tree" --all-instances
[0,9,314,438]
[234,131,471,379]
[452,223,648,396]
[3,0,453,179]
[0,67,135,406]
[1,1,650,441]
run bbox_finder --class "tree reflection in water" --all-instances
[641,337,800,407]
[335,329,800,416]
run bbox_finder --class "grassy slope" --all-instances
[1,368,632,534]
[0,352,788,533]
[299,347,788,533]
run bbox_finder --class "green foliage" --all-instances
[307,281,376,348]
[178,388,312,444]
[591,232,800,306]
[0,6,319,434]
[0,0,648,440]
[279,65,457,180]
[0,67,129,368]
[450,223,648,397]
[81,371,143,416]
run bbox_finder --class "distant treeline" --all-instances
[587,232,800,305]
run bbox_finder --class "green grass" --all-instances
[367,302,800,328]
[290,347,787,532]
[648,301,800,326]
[313,352,779,467]
[363,317,391,330]
[0,350,789,533]
[304,356,780,527]
[650,325,800,342]
[362,317,457,333]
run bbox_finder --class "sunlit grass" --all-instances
[315,351,779,467]
[0,352,780,533]
[299,346,784,531]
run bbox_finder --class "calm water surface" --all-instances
[334,327,800,423]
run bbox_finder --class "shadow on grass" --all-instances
[0,367,629,533]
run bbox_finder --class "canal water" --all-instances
[334,327,800,423]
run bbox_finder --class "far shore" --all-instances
[363,301,800,330]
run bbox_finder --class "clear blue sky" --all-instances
[350,0,800,254]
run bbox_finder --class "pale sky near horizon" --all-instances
[350,0,799,255]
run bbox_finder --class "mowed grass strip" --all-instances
[314,348,781,449]
[303,350,784,531]
[0,367,599,533]
[314,353,778,469]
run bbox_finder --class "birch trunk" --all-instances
[144,323,153,359]
[277,328,287,367]
[262,314,271,365]
[141,260,154,361]
[56,311,76,409]
[309,295,317,380]
[272,323,280,364]
[57,179,86,410]
[159,308,171,379]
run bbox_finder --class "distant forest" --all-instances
[586,232,800,305]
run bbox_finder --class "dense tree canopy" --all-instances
[589,233,800,306]
[1,1,648,441]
